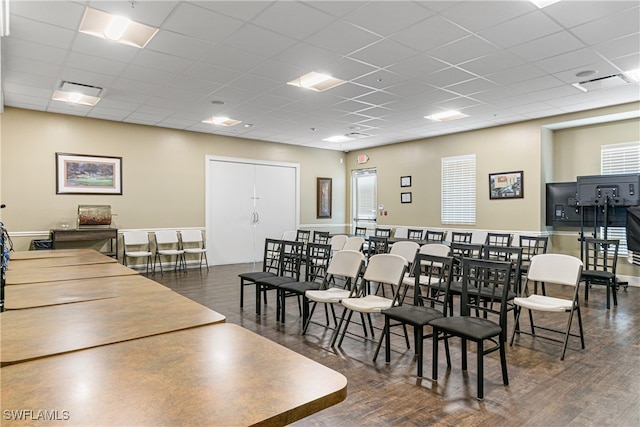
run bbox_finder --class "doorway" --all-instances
[351,168,377,233]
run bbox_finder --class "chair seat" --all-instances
[256,276,298,288]
[341,295,394,313]
[184,248,206,254]
[306,288,352,303]
[127,251,152,257]
[279,281,321,295]
[514,295,573,312]
[402,273,443,287]
[157,249,184,256]
[430,316,502,341]
[581,270,615,282]
[239,271,275,282]
[382,305,443,326]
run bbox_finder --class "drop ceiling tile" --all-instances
[552,62,622,85]
[252,1,336,39]
[458,50,526,76]
[227,74,281,94]
[71,33,141,63]
[4,39,68,65]
[486,64,547,86]
[348,39,420,68]
[571,7,640,45]
[65,51,128,77]
[89,0,180,27]
[508,31,586,62]
[322,57,378,81]
[542,0,637,29]
[58,68,116,89]
[427,35,501,66]
[594,33,640,61]
[352,69,409,91]
[341,1,434,37]
[201,45,268,73]
[386,55,449,78]
[478,10,563,49]
[271,42,342,70]
[9,15,77,49]
[223,24,297,57]
[121,64,177,86]
[534,48,604,75]
[612,53,640,72]
[439,1,535,32]
[11,0,85,30]
[418,66,477,88]
[353,90,400,107]
[182,62,243,85]
[5,56,62,78]
[162,2,244,43]
[145,30,216,60]
[130,50,195,74]
[247,60,307,84]
[304,20,382,56]
[390,14,469,53]
[301,1,366,18]
[445,78,501,97]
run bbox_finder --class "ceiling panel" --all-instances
[1,0,638,151]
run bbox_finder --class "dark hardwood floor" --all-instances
[153,264,639,426]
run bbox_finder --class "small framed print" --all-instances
[489,170,523,199]
[401,192,412,203]
[56,153,122,195]
[400,176,412,187]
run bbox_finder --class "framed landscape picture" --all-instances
[317,177,332,218]
[56,153,122,195]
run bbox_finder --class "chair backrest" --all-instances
[390,240,419,267]
[460,258,513,323]
[451,231,473,243]
[262,238,283,274]
[304,243,332,282]
[583,238,619,273]
[363,253,408,299]
[519,235,548,261]
[180,229,204,245]
[413,253,455,313]
[482,245,523,292]
[419,243,450,257]
[485,232,513,247]
[343,236,365,252]
[425,230,446,242]
[374,228,392,238]
[367,235,389,257]
[123,231,149,246]
[354,227,367,237]
[313,231,330,244]
[279,240,304,280]
[394,227,408,239]
[296,229,311,245]
[326,250,365,283]
[155,230,179,245]
[450,242,483,259]
[407,228,424,241]
[282,230,297,241]
[330,235,348,251]
[527,253,583,287]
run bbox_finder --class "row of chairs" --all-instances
[122,229,208,275]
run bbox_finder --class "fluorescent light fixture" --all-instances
[52,90,101,106]
[625,68,640,83]
[424,110,469,122]
[529,0,562,8]
[287,72,346,92]
[0,0,10,37]
[79,7,158,48]
[322,135,355,143]
[202,116,242,127]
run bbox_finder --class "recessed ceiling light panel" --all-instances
[202,116,242,127]
[288,72,346,92]
[323,135,355,143]
[52,90,101,106]
[425,110,469,122]
[79,7,158,48]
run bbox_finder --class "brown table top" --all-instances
[5,262,138,285]
[0,323,347,426]
[0,291,225,365]
[4,275,169,310]
[8,252,117,270]
[9,248,99,260]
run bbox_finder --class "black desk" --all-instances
[50,228,118,259]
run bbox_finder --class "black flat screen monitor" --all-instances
[577,174,640,207]
[546,182,627,227]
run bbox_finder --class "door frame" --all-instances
[205,155,301,264]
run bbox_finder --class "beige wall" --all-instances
[0,107,346,250]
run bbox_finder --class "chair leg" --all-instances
[432,328,439,382]
[416,325,424,378]
[336,310,355,347]
[461,338,467,371]
[576,306,585,349]
[477,340,484,400]
[330,307,349,347]
[302,302,318,334]
[499,340,509,386]
[510,307,522,346]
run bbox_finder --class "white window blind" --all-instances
[353,169,377,220]
[601,142,640,256]
[442,154,476,225]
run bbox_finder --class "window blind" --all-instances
[441,154,476,225]
[601,141,640,256]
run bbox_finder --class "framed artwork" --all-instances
[56,153,123,195]
[489,170,523,199]
[400,176,412,187]
[317,177,332,218]
[401,192,412,203]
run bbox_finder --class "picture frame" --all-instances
[317,177,332,218]
[401,192,412,203]
[489,170,523,199]
[400,176,412,187]
[56,153,123,195]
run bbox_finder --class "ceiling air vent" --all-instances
[60,81,103,97]
[572,74,631,93]
[344,132,371,139]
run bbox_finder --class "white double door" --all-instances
[206,156,299,265]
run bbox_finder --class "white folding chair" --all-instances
[510,253,584,360]
[122,231,153,275]
[154,230,185,275]
[180,229,208,271]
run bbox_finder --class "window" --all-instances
[352,169,377,231]
[601,142,640,256]
[442,154,476,225]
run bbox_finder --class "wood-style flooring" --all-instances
[153,264,639,427]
